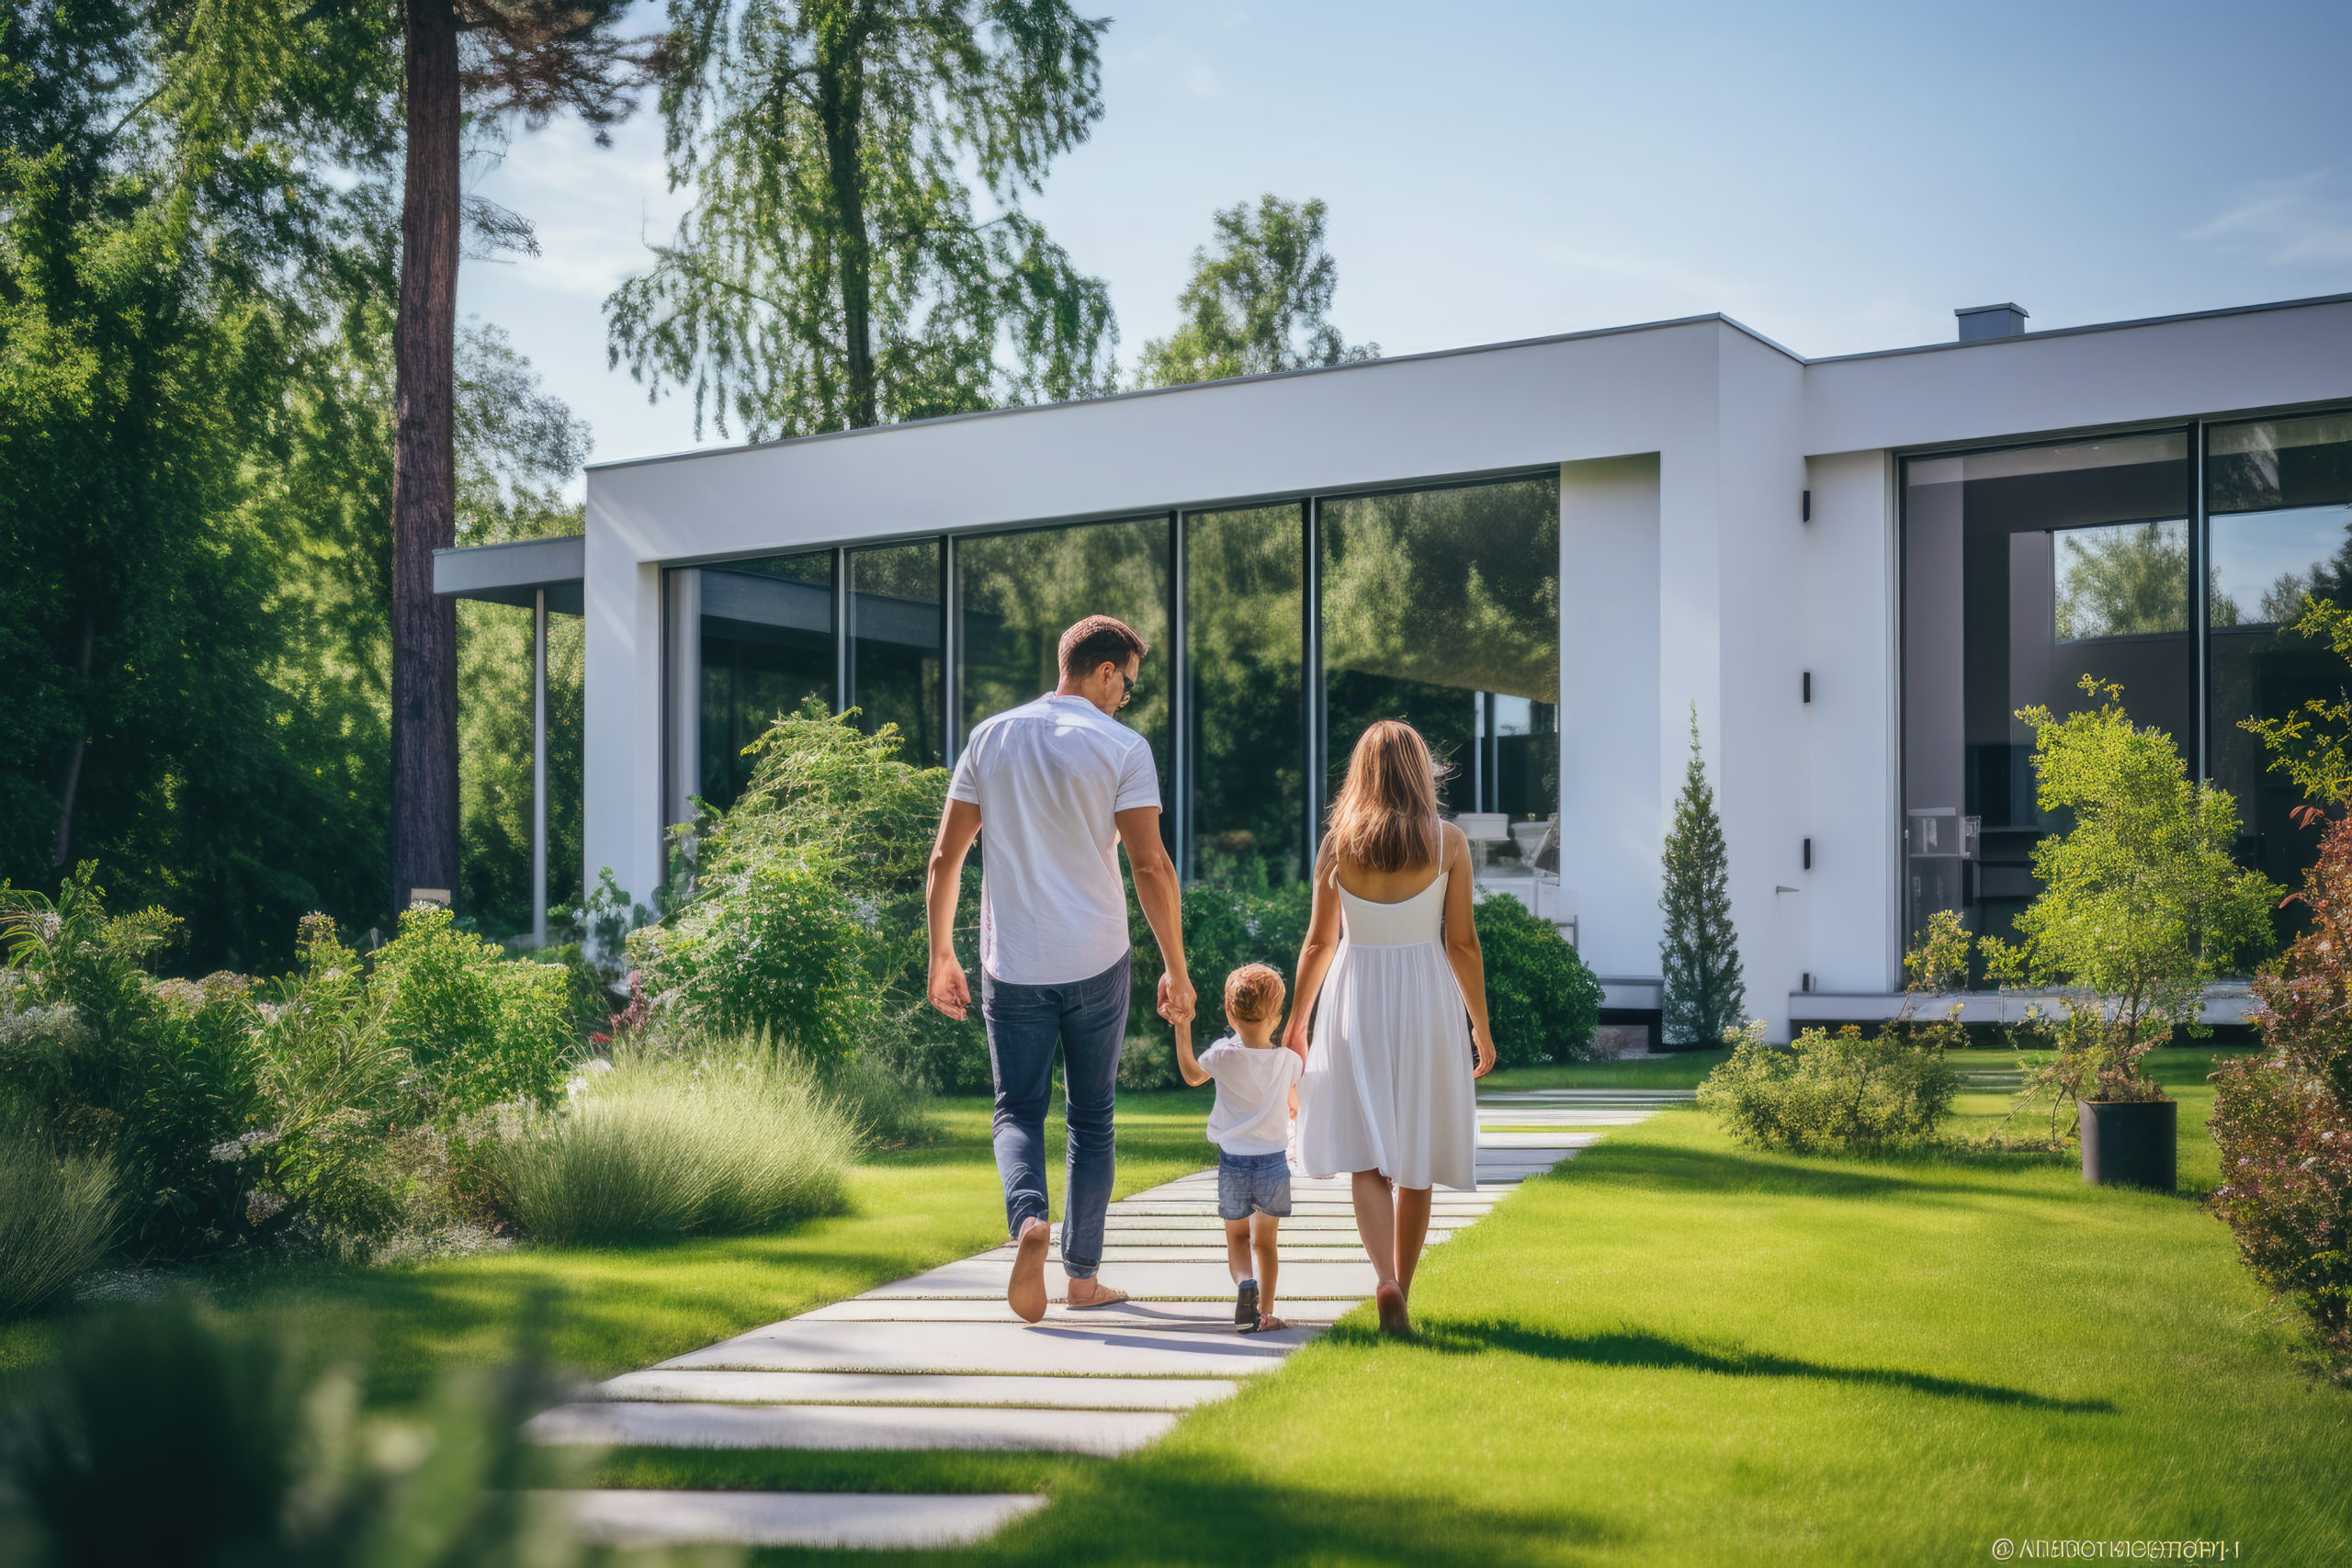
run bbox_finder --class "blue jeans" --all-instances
[981,955,1129,1280]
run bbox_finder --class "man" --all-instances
[925,615,1193,1324]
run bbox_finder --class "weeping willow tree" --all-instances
[606,0,1119,441]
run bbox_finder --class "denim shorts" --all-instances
[1216,1149,1293,1220]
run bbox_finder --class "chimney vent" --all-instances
[1955,302,2029,342]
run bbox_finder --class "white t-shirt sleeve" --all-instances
[1194,1041,1232,1080]
[1279,1051,1304,1088]
[946,737,981,804]
[1113,734,1161,813]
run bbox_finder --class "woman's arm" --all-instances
[1282,848,1344,1065]
[1438,826,1498,1078]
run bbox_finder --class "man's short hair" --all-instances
[1223,964,1286,1025]
[1057,615,1149,682]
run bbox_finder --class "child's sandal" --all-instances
[1255,1314,1288,1333]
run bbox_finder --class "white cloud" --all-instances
[2189,170,2352,267]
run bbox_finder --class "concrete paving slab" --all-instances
[1082,1231,1450,1249]
[1100,1213,1377,1232]
[802,1298,1359,1325]
[659,1319,1306,1377]
[1476,1132,1602,1148]
[554,1489,1047,1551]
[529,1401,1181,1456]
[597,1370,1243,1409]
[858,1257,1380,1300]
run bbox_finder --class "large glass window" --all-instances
[1902,434,2192,947]
[692,551,835,813]
[1320,475,1561,904]
[2208,413,2352,926]
[846,541,944,768]
[956,517,1172,823]
[1185,505,1306,886]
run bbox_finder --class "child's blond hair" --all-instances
[1223,964,1286,1025]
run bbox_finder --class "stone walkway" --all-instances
[532,1087,1690,1551]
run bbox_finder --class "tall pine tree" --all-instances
[1660,705,1745,1045]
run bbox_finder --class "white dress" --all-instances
[1295,863,1478,1191]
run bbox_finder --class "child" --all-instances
[1175,963,1304,1334]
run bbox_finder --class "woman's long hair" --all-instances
[1324,720,1449,874]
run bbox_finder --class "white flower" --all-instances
[40,912,62,942]
[244,1190,288,1224]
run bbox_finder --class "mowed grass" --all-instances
[616,1046,2352,1568]
[0,1089,1222,1400]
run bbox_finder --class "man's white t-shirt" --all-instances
[946,693,1160,986]
[1198,1039,1304,1156]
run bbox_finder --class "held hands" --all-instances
[1471,1024,1497,1078]
[1157,970,1196,1025]
[927,951,971,1021]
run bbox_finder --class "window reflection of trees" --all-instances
[847,542,944,768]
[1320,476,1560,879]
[956,519,1172,816]
[1186,505,1305,885]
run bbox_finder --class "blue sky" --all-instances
[458,0,2352,476]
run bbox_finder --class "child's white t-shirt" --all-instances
[1198,1038,1305,1156]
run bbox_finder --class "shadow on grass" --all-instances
[1320,1317,2113,1416]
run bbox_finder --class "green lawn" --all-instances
[594,1044,2352,1567]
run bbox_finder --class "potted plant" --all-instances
[1985,679,2278,1191]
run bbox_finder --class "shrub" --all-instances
[1698,1017,1961,1154]
[372,905,576,1115]
[2211,810,2352,1382]
[631,705,957,1079]
[0,867,261,1257]
[0,1296,589,1565]
[1985,677,2278,1102]
[0,1118,119,1317]
[1475,892,1602,1066]
[486,1043,854,1245]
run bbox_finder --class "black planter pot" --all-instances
[2077,1098,2177,1192]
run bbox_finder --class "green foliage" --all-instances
[609,0,1117,440]
[372,906,577,1116]
[1114,869,1313,1089]
[1987,677,2278,1101]
[0,1296,593,1567]
[1474,893,1603,1067]
[485,1042,854,1246]
[1660,706,1745,1046]
[632,705,956,1079]
[2240,593,2352,806]
[0,1117,119,1318]
[0,866,262,1256]
[1134,195,1378,388]
[1698,1017,1962,1154]
[2211,810,2352,1383]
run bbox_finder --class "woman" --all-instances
[1287,720,1497,1336]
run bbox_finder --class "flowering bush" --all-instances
[2212,810,2352,1382]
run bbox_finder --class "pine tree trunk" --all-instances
[49,614,96,870]
[390,0,463,915]
[814,6,877,428]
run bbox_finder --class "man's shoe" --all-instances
[1234,1277,1259,1329]
[1009,1218,1049,1324]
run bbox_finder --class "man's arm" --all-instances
[1114,805,1193,1024]
[925,797,983,1019]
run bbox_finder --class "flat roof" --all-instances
[583,288,2352,477]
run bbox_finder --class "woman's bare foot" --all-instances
[1374,1280,1410,1337]
[1062,1278,1129,1309]
[1009,1217,1049,1324]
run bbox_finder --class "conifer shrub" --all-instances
[1660,706,1745,1046]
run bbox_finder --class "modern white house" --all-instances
[437,291,2352,1041]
